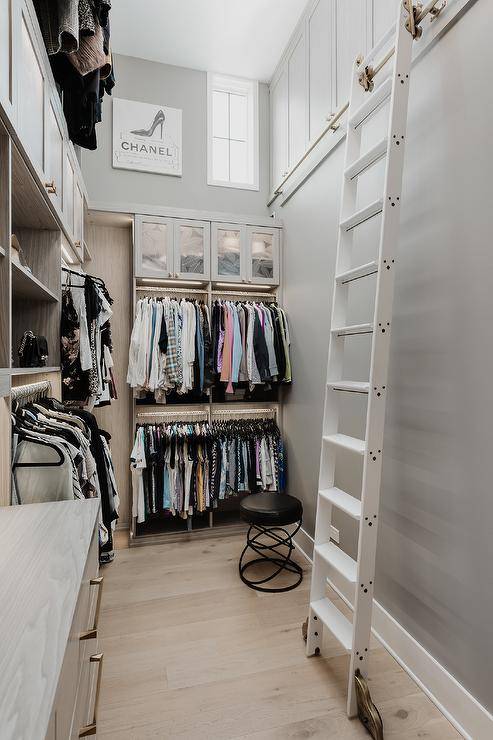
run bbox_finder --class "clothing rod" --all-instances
[11,380,51,402]
[211,290,277,299]
[136,409,209,419]
[212,408,277,416]
[135,286,209,295]
[268,0,443,204]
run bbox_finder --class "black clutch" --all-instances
[18,331,49,368]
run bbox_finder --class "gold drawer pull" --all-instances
[78,652,104,738]
[80,576,104,641]
[44,180,57,195]
[75,240,81,248]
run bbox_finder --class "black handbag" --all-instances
[18,331,49,368]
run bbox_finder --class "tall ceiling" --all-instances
[110,0,308,82]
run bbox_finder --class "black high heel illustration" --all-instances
[131,109,165,138]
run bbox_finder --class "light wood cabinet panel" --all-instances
[270,67,288,191]
[0,0,15,120]
[45,96,64,214]
[173,219,210,281]
[17,5,45,174]
[288,30,308,168]
[308,0,333,141]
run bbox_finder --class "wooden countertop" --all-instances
[0,499,100,740]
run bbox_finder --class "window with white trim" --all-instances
[207,73,259,191]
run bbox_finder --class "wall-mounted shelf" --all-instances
[11,366,61,376]
[12,262,59,302]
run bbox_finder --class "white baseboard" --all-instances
[294,526,493,740]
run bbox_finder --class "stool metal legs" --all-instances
[239,521,303,593]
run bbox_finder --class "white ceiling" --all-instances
[110,0,308,82]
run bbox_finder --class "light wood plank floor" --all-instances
[98,533,461,739]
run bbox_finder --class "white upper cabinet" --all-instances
[17,4,45,174]
[63,146,75,238]
[270,68,289,192]
[211,223,246,283]
[135,216,174,278]
[308,0,333,141]
[371,0,399,44]
[288,30,308,168]
[0,0,15,120]
[73,179,84,258]
[45,95,64,213]
[246,227,280,286]
[174,220,210,281]
[335,0,369,107]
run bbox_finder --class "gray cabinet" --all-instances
[135,215,174,278]
[288,30,308,168]
[45,94,64,213]
[246,227,280,286]
[211,222,246,283]
[173,219,210,281]
[17,3,45,175]
[74,179,84,260]
[270,68,289,191]
[63,147,75,239]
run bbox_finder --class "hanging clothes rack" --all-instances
[136,409,210,421]
[212,407,277,418]
[11,380,52,407]
[211,290,277,300]
[135,285,209,295]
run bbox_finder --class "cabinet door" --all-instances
[247,227,280,286]
[44,95,64,214]
[211,223,246,283]
[371,0,399,44]
[173,219,210,281]
[63,146,75,238]
[335,0,369,107]
[0,0,15,120]
[308,0,333,141]
[74,178,84,259]
[135,215,174,278]
[17,4,45,174]
[270,67,288,192]
[288,30,308,168]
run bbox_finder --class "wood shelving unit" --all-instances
[11,262,59,302]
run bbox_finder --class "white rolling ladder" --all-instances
[305,2,420,736]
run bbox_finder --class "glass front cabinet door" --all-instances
[211,223,246,283]
[173,219,210,280]
[135,215,174,278]
[246,227,280,285]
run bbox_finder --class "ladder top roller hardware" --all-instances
[349,77,392,130]
[319,487,362,520]
[344,138,388,180]
[327,380,370,393]
[310,598,353,651]
[331,322,373,337]
[315,542,357,583]
[336,261,378,284]
[340,198,383,232]
[323,433,366,455]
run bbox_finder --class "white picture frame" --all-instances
[112,97,182,176]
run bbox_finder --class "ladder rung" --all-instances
[323,433,366,455]
[340,198,383,232]
[311,598,353,651]
[315,542,357,583]
[319,487,362,520]
[345,137,388,180]
[328,380,369,394]
[349,77,392,129]
[331,322,373,337]
[336,261,378,284]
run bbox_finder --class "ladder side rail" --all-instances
[346,1,415,717]
[306,52,368,658]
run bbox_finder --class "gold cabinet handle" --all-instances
[45,180,57,195]
[78,653,104,738]
[80,576,104,641]
[74,240,82,248]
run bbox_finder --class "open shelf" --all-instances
[12,261,59,302]
[11,366,60,376]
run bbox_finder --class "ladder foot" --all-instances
[355,669,384,740]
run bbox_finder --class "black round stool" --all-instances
[239,492,303,593]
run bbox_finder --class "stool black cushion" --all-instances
[240,492,303,527]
